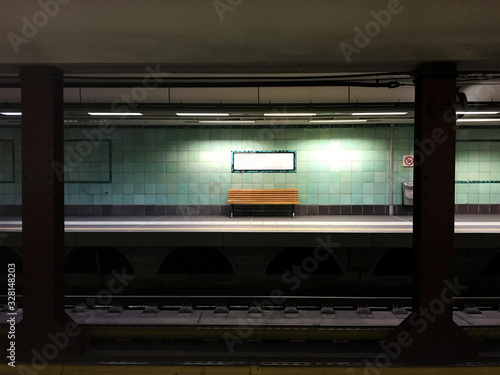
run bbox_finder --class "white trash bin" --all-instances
[402,181,413,206]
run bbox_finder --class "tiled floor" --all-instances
[1,215,499,233]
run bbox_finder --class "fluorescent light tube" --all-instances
[176,113,229,116]
[309,119,367,123]
[456,118,500,122]
[199,120,255,124]
[264,113,317,116]
[88,112,143,116]
[456,111,499,115]
[1,112,22,116]
[351,112,408,116]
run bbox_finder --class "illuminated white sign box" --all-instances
[231,151,296,173]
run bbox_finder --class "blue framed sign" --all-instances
[231,150,296,173]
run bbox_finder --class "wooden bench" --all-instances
[227,189,299,217]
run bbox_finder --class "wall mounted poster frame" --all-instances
[231,150,296,173]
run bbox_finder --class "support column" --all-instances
[386,62,476,362]
[18,66,87,359]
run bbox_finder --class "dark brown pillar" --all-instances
[18,66,87,359]
[386,62,476,362]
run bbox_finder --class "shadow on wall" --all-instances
[158,246,234,274]
[265,247,343,275]
[483,252,500,275]
[65,247,134,274]
[372,248,412,276]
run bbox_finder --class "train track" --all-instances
[2,294,500,309]
[63,294,500,308]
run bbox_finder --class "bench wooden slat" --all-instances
[227,189,299,217]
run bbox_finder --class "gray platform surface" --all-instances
[1,214,500,233]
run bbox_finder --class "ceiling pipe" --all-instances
[0,75,402,89]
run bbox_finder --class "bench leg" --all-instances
[230,204,234,218]
[291,204,295,218]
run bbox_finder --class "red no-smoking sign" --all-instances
[403,155,414,167]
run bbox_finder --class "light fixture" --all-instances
[1,112,22,116]
[199,120,255,124]
[456,111,499,115]
[176,113,229,116]
[351,112,408,116]
[88,112,143,116]
[456,118,500,122]
[263,113,317,116]
[309,119,367,123]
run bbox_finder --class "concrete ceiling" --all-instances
[1,0,500,124]
[1,0,500,73]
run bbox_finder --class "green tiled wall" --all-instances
[0,139,15,183]
[0,124,499,207]
[393,125,414,205]
[455,128,500,204]
[0,128,21,204]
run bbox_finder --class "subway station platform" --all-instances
[1,214,500,233]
